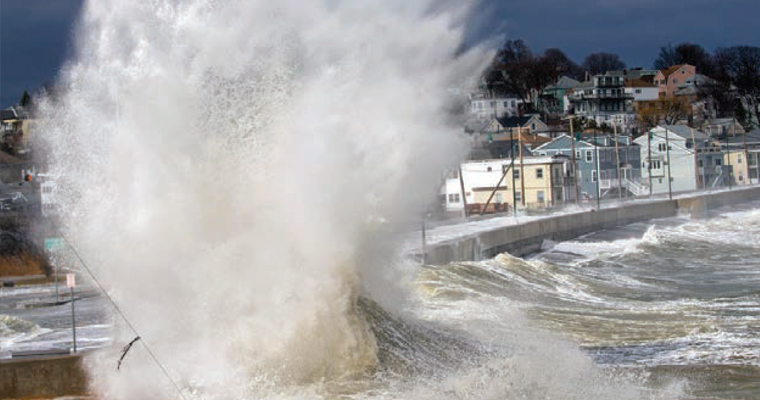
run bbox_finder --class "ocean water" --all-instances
[413,202,760,400]
[25,0,759,398]
[4,203,758,399]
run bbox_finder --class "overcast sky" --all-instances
[1,0,758,108]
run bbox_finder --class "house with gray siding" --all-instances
[635,125,728,195]
[534,134,642,200]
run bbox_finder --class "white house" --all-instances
[443,156,576,214]
[634,125,728,195]
[625,80,659,102]
[469,93,525,119]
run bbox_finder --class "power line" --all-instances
[60,234,190,400]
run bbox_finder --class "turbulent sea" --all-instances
[3,202,760,399]
[397,202,760,400]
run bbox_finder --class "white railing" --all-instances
[623,179,649,196]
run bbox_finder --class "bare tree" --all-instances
[713,46,760,128]
[581,53,626,75]
[654,43,715,75]
[543,48,583,80]
[484,39,556,110]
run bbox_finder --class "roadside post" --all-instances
[45,237,65,303]
[67,273,77,353]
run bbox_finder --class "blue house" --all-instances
[533,134,643,200]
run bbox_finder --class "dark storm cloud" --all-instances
[465,0,760,68]
[1,0,757,108]
[0,0,84,108]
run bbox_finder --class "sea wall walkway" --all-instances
[423,187,760,264]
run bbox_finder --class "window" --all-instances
[592,170,598,182]
[513,169,520,179]
[658,143,670,152]
[448,193,460,203]
[503,101,508,107]
[651,160,662,170]
[536,168,544,179]
[673,78,678,84]
[738,154,742,164]
[715,158,722,166]
[575,150,581,159]
[635,89,642,94]
[515,191,522,202]
[537,191,545,203]
[487,166,492,172]
[531,123,536,131]
[698,160,703,167]
[585,150,593,162]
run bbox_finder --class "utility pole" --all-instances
[510,127,517,216]
[614,124,622,199]
[458,165,468,218]
[648,128,653,197]
[593,128,600,209]
[727,120,734,190]
[518,125,526,207]
[664,127,673,200]
[742,121,750,184]
[691,127,699,189]
[67,274,77,353]
[569,116,579,204]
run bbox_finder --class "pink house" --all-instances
[654,64,696,98]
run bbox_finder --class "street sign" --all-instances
[66,273,76,288]
[44,238,65,251]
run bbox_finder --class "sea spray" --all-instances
[35,0,487,398]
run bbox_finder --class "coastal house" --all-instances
[0,106,33,155]
[482,115,548,136]
[654,64,696,98]
[540,76,581,116]
[625,79,659,102]
[534,133,643,200]
[485,130,551,159]
[567,73,636,132]
[443,155,577,214]
[469,92,524,119]
[722,130,760,185]
[635,125,728,194]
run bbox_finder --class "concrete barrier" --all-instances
[0,353,88,399]
[426,187,760,264]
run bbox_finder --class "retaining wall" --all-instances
[426,187,760,264]
[0,354,88,399]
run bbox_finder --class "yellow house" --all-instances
[722,132,760,185]
[0,106,33,155]
[447,155,576,214]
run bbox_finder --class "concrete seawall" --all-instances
[0,354,88,399]
[426,187,760,264]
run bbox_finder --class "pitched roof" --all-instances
[625,79,656,88]
[495,115,533,128]
[0,109,16,121]
[660,64,692,79]
[726,130,760,145]
[546,76,582,91]
[658,125,708,140]
[0,106,31,121]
